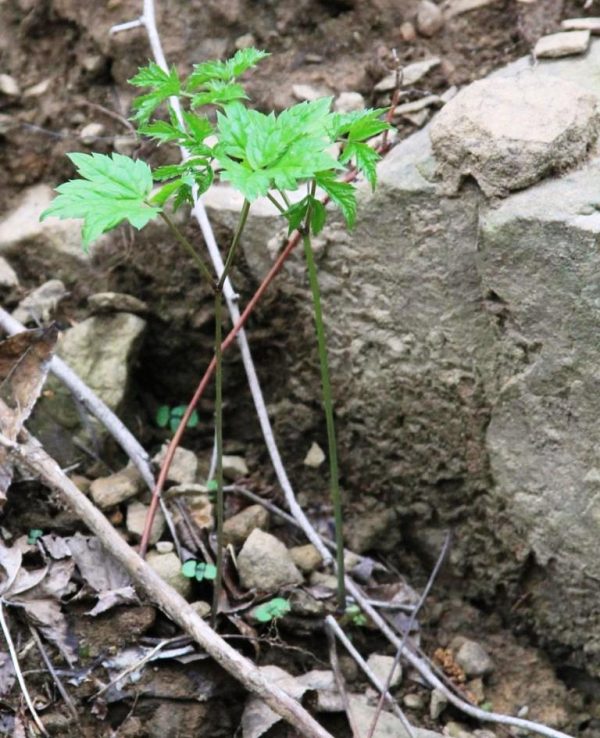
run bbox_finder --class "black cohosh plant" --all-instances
[41,48,391,615]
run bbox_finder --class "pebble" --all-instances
[467,676,485,703]
[147,551,192,599]
[126,501,165,545]
[222,454,248,480]
[430,688,448,719]
[90,466,144,509]
[155,540,174,554]
[561,17,600,34]
[292,83,331,102]
[23,78,51,97]
[113,136,137,156]
[0,257,19,288]
[88,291,149,315]
[0,74,20,97]
[455,639,494,677]
[82,54,106,74]
[416,0,445,37]
[444,0,496,17]
[400,21,417,42]
[153,445,198,485]
[237,529,303,591]
[403,110,431,127]
[375,57,440,92]
[223,504,269,547]
[235,33,256,49]
[12,279,67,324]
[290,588,325,616]
[303,441,326,468]
[395,95,441,115]
[80,122,105,145]
[445,722,476,738]
[289,544,323,573]
[366,653,402,688]
[534,30,591,58]
[190,600,211,618]
[334,92,366,113]
[404,692,426,709]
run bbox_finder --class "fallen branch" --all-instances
[0,431,333,738]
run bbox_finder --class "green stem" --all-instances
[302,230,346,608]
[159,211,216,289]
[267,192,287,215]
[217,199,250,291]
[211,290,224,628]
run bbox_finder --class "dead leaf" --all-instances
[0,325,58,506]
[65,534,138,615]
[0,540,77,664]
[0,651,16,697]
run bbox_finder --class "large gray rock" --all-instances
[430,74,600,196]
[204,40,600,677]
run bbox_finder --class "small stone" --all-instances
[0,257,19,288]
[70,475,92,494]
[237,529,303,591]
[309,570,338,590]
[305,53,324,64]
[147,551,191,598]
[289,544,323,573]
[430,688,448,719]
[12,279,67,324]
[467,677,485,703]
[375,57,440,92]
[0,74,20,97]
[303,442,326,468]
[190,600,211,618]
[126,501,165,545]
[455,639,494,677]
[366,654,402,688]
[444,0,495,17]
[90,466,144,509]
[222,454,248,480]
[82,54,106,74]
[395,95,440,116]
[113,136,137,156]
[235,33,256,49]
[223,504,269,547]
[290,588,325,616]
[472,731,496,738]
[334,92,366,113]
[445,722,476,738]
[400,21,417,42]
[23,78,51,97]
[292,83,331,102]
[153,445,199,485]
[416,0,444,37]
[561,17,600,34]
[88,292,149,315]
[403,110,431,127]
[156,541,174,554]
[534,30,590,58]
[404,692,426,709]
[80,122,105,145]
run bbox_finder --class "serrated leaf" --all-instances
[283,196,309,234]
[340,141,381,190]
[253,597,291,623]
[310,197,327,235]
[181,111,214,143]
[191,81,248,109]
[138,120,182,144]
[156,405,171,428]
[181,560,198,578]
[151,180,184,206]
[129,63,180,124]
[229,48,269,77]
[40,152,160,248]
[186,48,268,90]
[329,107,390,142]
[173,182,194,211]
[315,171,357,229]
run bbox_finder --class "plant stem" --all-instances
[211,290,224,628]
[159,211,216,289]
[301,230,346,608]
[218,199,250,290]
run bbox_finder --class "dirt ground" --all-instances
[0,0,599,736]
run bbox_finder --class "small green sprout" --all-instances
[252,597,291,623]
[27,529,43,545]
[181,560,218,581]
[156,404,199,432]
[344,604,367,627]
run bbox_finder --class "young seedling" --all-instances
[181,559,217,582]
[252,597,291,623]
[40,47,390,617]
[156,404,199,433]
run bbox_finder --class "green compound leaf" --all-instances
[315,171,357,229]
[40,152,160,248]
[283,196,309,234]
[155,405,171,428]
[186,48,269,90]
[181,560,198,578]
[129,62,181,124]
[27,529,43,546]
[310,197,327,235]
[191,81,248,109]
[339,141,382,191]
[253,597,291,623]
